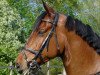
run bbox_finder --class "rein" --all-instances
[21,12,60,71]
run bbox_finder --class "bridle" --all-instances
[21,12,60,72]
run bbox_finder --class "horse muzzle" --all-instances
[16,63,23,74]
[27,60,41,70]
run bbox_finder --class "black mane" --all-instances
[66,16,100,54]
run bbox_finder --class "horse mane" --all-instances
[66,16,100,54]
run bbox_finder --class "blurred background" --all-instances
[0,0,100,75]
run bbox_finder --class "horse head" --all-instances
[16,2,70,75]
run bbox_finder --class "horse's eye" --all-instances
[38,29,45,35]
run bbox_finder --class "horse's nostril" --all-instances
[16,63,23,74]
[16,63,20,69]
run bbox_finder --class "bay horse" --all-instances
[16,2,100,75]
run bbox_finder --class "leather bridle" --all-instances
[21,12,60,71]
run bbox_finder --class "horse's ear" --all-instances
[42,1,55,16]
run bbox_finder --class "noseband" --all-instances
[22,12,59,71]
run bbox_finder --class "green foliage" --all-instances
[49,58,63,75]
[0,0,23,74]
[7,0,40,39]
[40,58,63,75]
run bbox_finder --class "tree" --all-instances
[0,0,23,74]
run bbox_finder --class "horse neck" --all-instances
[62,31,100,75]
